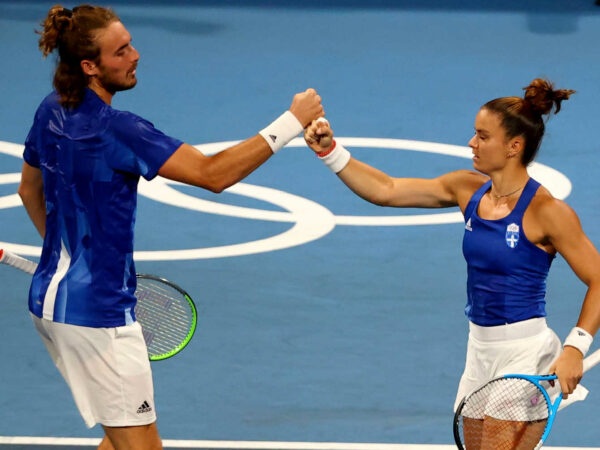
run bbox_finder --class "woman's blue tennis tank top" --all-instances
[462,178,555,326]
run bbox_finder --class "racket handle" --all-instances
[0,249,38,274]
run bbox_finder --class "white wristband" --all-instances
[564,327,593,357]
[318,141,351,173]
[259,111,303,154]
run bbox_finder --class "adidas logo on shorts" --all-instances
[137,400,153,414]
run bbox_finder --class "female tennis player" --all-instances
[305,78,600,448]
[18,4,324,450]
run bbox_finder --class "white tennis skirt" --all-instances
[454,318,561,413]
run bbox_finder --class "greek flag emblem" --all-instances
[505,223,520,248]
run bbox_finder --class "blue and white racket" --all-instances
[454,348,600,449]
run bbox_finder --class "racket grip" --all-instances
[0,250,38,274]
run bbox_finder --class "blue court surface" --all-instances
[1,0,600,448]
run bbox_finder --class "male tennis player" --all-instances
[18,5,324,450]
[304,78,600,448]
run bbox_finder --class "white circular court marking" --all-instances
[0,138,572,259]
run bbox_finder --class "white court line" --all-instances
[0,437,597,450]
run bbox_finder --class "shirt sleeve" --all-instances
[107,111,184,180]
[22,109,43,168]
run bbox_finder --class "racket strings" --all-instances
[457,378,550,449]
[135,278,196,359]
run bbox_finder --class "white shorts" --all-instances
[32,314,157,428]
[454,318,561,412]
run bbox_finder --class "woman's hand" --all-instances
[304,117,334,153]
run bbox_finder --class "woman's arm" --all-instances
[304,118,483,209]
[541,197,600,396]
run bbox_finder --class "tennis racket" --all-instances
[0,248,197,361]
[453,347,600,449]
